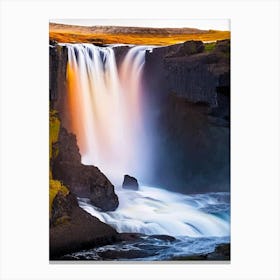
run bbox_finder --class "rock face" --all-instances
[50,191,119,259]
[113,45,130,66]
[122,175,139,190]
[52,127,119,211]
[166,40,204,58]
[143,39,230,194]
[49,41,68,112]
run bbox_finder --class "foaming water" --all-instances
[65,44,153,185]
[79,186,230,237]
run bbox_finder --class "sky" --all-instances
[50,19,230,31]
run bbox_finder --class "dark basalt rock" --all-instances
[122,174,139,190]
[52,127,119,211]
[50,191,78,227]
[98,249,151,260]
[207,243,230,260]
[143,39,230,194]
[113,45,131,66]
[49,44,68,110]
[50,192,119,259]
[166,40,204,58]
[150,234,176,242]
[170,243,230,261]
[118,232,145,242]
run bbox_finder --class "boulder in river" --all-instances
[122,175,139,190]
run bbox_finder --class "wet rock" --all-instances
[52,127,119,211]
[122,175,139,190]
[207,243,230,260]
[170,243,230,261]
[113,45,131,66]
[98,249,151,260]
[150,235,176,242]
[118,232,145,242]
[50,192,119,260]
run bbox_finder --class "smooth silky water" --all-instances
[70,188,230,260]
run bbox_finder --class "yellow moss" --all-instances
[54,215,71,226]
[49,110,60,160]
[49,179,69,214]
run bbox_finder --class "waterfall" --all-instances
[63,43,230,239]
[65,43,153,185]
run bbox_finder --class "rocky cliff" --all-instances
[143,40,230,193]
[49,111,119,259]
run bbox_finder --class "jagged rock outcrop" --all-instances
[52,127,119,211]
[50,191,119,259]
[122,175,139,190]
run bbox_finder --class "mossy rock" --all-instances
[49,179,69,215]
[54,215,71,226]
[204,42,216,52]
[49,110,60,160]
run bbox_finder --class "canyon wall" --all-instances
[143,40,230,193]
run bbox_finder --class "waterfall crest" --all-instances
[65,44,153,185]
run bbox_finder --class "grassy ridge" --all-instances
[49,24,230,45]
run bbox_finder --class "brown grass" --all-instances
[49,24,230,46]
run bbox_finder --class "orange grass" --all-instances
[50,25,230,46]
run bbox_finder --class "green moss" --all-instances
[204,42,216,52]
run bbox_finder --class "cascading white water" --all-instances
[65,44,153,185]
[78,186,230,237]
